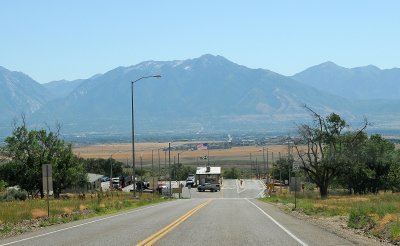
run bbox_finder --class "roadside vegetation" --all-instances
[0,191,167,238]
[0,118,171,239]
[262,108,400,244]
[289,107,400,199]
[2,109,400,243]
[261,190,400,244]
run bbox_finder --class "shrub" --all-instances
[390,221,400,241]
[0,180,7,192]
[348,208,376,229]
[14,191,27,201]
[0,189,28,201]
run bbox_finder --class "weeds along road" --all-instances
[0,180,355,246]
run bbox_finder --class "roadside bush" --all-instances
[390,221,400,241]
[348,207,376,229]
[0,189,28,201]
[0,180,7,192]
[223,168,240,179]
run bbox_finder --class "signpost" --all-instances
[42,164,53,217]
[292,163,300,209]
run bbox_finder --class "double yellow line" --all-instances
[136,199,212,246]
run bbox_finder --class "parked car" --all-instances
[186,174,196,187]
[197,183,220,192]
[101,176,110,182]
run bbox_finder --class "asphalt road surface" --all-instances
[0,179,355,246]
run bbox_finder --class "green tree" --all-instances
[271,158,292,182]
[294,107,367,198]
[84,158,124,177]
[335,131,369,194]
[388,150,400,192]
[223,167,241,179]
[0,120,86,198]
[170,163,196,180]
[362,134,394,193]
[338,134,395,194]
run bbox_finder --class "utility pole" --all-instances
[158,149,161,180]
[169,143,171,196]
[262,147,266,179]
[152,150,154,197]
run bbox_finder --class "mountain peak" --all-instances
[186,54,239,69]
[353,64,380,71]
[197,54,231,63]
[294,61,347,77]
[320,61,339,67]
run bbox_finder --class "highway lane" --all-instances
[0,180,355,246]
[153,198,354,246]
[0,199,208,246]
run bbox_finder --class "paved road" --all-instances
[0,180,355,246]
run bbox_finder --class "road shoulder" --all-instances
[259,200,393,246]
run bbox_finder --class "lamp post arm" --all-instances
[132,75,162,84]
[131,75,161,198]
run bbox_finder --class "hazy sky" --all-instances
[1,1,399,83]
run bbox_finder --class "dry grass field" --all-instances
[73,142,292,167]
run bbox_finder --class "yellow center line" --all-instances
[136,199,212,246]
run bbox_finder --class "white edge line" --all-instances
[246,199,308,246]
[237,180,246,194]
[0,202,171,246]
[257,189,265,198]
[257,180,266,198]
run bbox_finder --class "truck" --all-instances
[186,174,197,187]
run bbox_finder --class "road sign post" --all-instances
[292,163,300,209]
[42,164,53,217]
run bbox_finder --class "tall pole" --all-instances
[131,81,136,197]
[46,165,50,217]
[110,158,113,191]
[169,143,172,196]
[207,148,210,166]
[249,152,252,178]
[256,157,259,179]
[140,155,143,195]
[173,156,176,180]
[131,75,161,198]
[288,138,291,187]
[267,149,269,183]
[164,151,167,172]
[262,147,266,179]
[158,149,161,180]
[152,150,154,197]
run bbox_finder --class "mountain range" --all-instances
[1,55,400,141]
[292,61,400,100]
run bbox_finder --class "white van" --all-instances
[112,178,120,189]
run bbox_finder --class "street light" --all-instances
[131,75,161,197]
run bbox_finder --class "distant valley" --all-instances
[1,55,400,143]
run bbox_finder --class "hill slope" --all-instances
[292,61,400,100]
[0,66,52,123]
[34,55,352,135]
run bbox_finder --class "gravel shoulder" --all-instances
[274,203,395,246]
